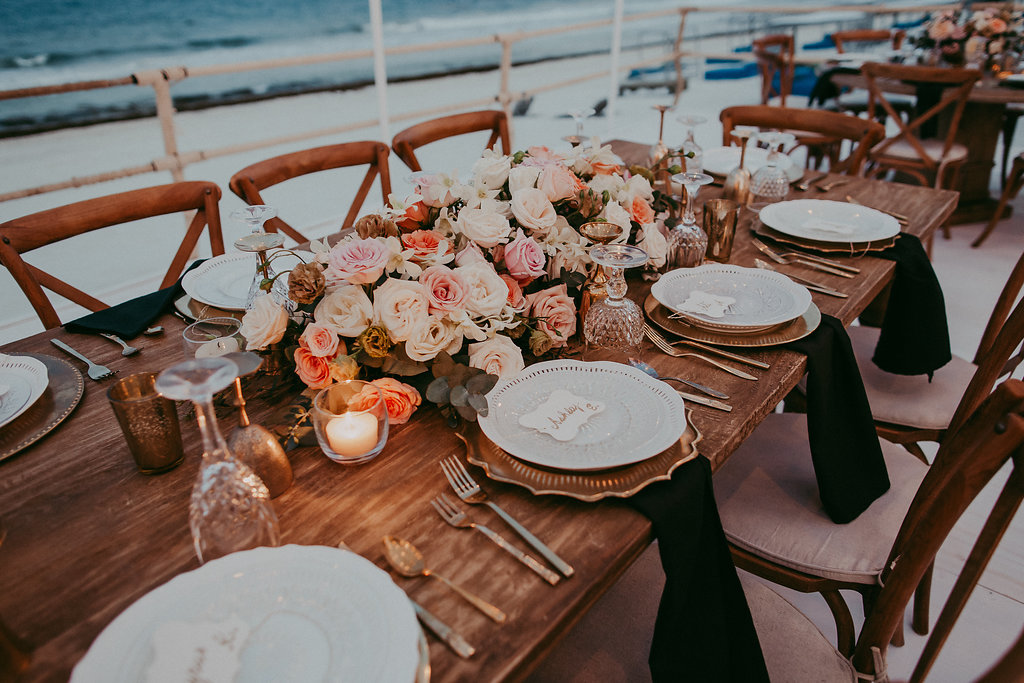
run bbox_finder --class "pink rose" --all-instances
[499,273,526,309]
[526,283,577,347]
[419,265,468,315]
[510,188,557,236]
[350,377,421,425]
[537,165,581,202]
[294,347,333,389]
[454,241,488,267]
[327,237,390,285]
[524,146,563,166]
[401,229,451,263]
[468,335,525,380]
[300,322,342,358]
[503,229,547,280]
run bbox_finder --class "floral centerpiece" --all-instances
[241,140,669,428]
[912,7,1022,68]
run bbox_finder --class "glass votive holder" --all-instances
[107,372,184,474]
[703,198,740,263]
[182,317,243,358]
[311,381,389,465]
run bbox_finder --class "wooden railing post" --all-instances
[499,37,515,148]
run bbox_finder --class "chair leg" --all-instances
[862,588,905,647]
[822,589,857,657]
[902,441,931,465]
[1001,111,1021,190]
[973,156,1024,248]
[913,561,934,636]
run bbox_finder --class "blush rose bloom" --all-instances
[401,230,451,262]
[638,222,669,269]
[314,285,373,338]
[508,165,542,193]
[371,278,429,342]
[294,347,333,390]
[326,237,391,285]
[404,315,463,362]
[511,188,558,236]
[240,294,288,350]
[468,335,526,381]
[300,322,341,359]
[537,165,582,202]
[499,273,526,309]
[349,377,421,425]
[459,262,509,318]
[472,151,512,190]
[526,283,577,347]
[503,229,547,280]
[454,241,488,267]
[415,175,455,208]
[419,264,468,315]
[457,207,511,249]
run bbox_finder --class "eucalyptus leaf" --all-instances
[455,403,478,421]
[425,376,451,404]
[467,392,489,416]
[466,373,498,395]
[450,384,470,407]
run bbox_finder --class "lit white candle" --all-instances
[325,412,379,457]
[195,337,240,358]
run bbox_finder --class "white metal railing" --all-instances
[0,2,983,204]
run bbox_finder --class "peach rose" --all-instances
[459,262,509,318]
[294,347,333,390]
[396,201,430,232]
[510,188,557,236]
[591,160,621,176]
[503,228,547,280]
[525,146,563,165]
[499,273,526,309]
[419,264,468,315]
[351,377,421,425]
[401,230,451,262]
[240,294,288,350]
[526,283,577,347]
[404,315,462,362]
[327,237,390,285]
[468,335,525,380]
[300,322,341,358]
[457,206,511,249]
[537,165,581,202]
[371,278,429,342]
[630,196,655,225]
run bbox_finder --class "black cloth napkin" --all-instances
[64,259,206,338]
[787,314,891,523]
[872,234,951,378]
[626,457,770,682]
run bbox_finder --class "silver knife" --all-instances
[411,599,476,658]
[676,390,732,412]
[754,260,848,298]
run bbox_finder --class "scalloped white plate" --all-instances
[182,251,313,311]
[759,199,900,244]
[0,354,48,430]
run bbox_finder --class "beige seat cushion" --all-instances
[740,574,856,682]
[715,413,928,583]
[870,138,968,164]
[849,325,976,431]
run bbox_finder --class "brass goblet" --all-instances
[578,221,626,326]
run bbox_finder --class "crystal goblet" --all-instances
[583,244,648,356]
[579,220,625,300]
[563,107,595,147]
[648,104,675,166]
[676,114,708,172]
[750,131,795,207]
[231,205,292,310]
[667,172,714,269]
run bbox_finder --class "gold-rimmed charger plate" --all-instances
[174,294,244,322]
[0,353,85,463]
[456,415,700,502]
[645,294,821,347]
[754,224,897,256]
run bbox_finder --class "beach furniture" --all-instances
[391,110,510,172]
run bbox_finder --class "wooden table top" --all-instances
[0,173,957,682]
[831,71,1024,106]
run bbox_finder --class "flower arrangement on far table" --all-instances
[912,7,1022,68]
[241,140,670,427]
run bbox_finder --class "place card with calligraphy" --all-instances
[518,389,605,441]
[146,616,249,683]
[675,290,736,318]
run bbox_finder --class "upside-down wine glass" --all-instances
[750,131,795,207]
[667,171,714,268]
[583,244,649,355]
[155,357,280,564]
[563,107,595,147]
[648,104,674,166]
[579,220,625,299]
[231,205,291,311]
[676,113,707,172]
[723,125,757,205]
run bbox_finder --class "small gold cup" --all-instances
[703,198,740,263]
[107,372,184,474]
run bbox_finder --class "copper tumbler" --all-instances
[107,372,184,474]
[703,198,740,263]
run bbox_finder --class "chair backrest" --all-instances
[0,181,224,330]
[850,379,1024,678]
[831,28,906,53]
[719,105,886,174]
[753,35,795,106]
[862,62,979,175]
[391,110,511,173]
[229,141,392,245]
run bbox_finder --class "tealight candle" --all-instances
[195,337,240,359]
[325,412,379,457]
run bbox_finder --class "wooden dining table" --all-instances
[0,171,957,682]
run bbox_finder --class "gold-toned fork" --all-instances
[644,324,757,380]
[845,194,910,225]
[440,456,574,577]
[49,339,116,380]
[751,237,854,278]
[817,177,853,192]
[795,172,828,192]
[431,494,560,585]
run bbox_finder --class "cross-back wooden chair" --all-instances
[715,292,1024,657]
[720,105,885,175]
[0,181,224,330]
[753,35,795,107]
[828,29,914,122]
[391,110,510,173]
[831,28,906,53]
[862,62,979,190]
[229,141,391,245]
[741,378,1024,681]
[973,152,1024,248]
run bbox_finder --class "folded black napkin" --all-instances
[626,457,770,682]
[787,314,891,524]
[872,234,951,378]
[64,260,206,338]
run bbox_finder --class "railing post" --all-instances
[134,68,186,183]
[499,37,514,147]
[672,9,690,107]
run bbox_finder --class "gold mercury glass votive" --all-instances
[703,198,740,263]
[107,372,184,474]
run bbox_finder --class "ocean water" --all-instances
[0,0,876,135]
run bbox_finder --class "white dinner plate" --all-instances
[651,264,812,332]
[478,360,687,471]
[759,199,901,244]
[71,545,420,683]
[0,354,48,430]
[182,251,313,311]
[701,146,803,182]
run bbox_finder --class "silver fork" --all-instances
[431,494,561,585]
[98,333,140,356]
[440,457,574,578]
[751,237,855,278]
[50,339,116,381]
[643,325,757,380]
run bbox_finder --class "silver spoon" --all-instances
[98,333,139,356]
[628,358,730,400]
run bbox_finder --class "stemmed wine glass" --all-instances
[676,114,707,172]
[723,125,757,205]
[750,131,795,207]
[231,205,291,310]
[583,244,648,355]
[155,357,280,564]
[648,104,675,166]
[667,172,714,268]
[564,107,595,147]
[579,221,625,299]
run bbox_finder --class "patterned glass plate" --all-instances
[645,294,821,348]
[759,199,900,244]
[182,251,313,311]
[71,545,420,683]
[651,264,812,333]
[477,360,687,472]
[701,146,803,182]
[0,354,48,430]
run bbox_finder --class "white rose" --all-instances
[314,285,374,337]
[508,166,541,193]
[600,201,633,234]
[511,187,558,237]
[638,222,669,269]
[240,294,288,350]
[456,206,511,249]
[587,173,624,198]
[468,335,526,381]
[458,262,509,318]
[472,151,512,190]
[623,174,654,203]
[404,315,463,362]
[372,278,429,342]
